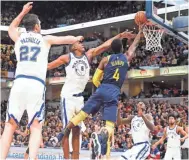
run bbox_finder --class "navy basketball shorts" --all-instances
[82,83,120,122]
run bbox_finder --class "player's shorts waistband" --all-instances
[133,141,149,146]
[15,74,45,86]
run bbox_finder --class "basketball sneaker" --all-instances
[91,132,101,158]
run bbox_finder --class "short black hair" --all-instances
[23,14,39,31]
[168,113,176,120]
[111,39,122,53]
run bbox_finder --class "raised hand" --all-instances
[137,102,145,117]
[22,2,33,15]
[118,101,123,110]
[76,36,84,42]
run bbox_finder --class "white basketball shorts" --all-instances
[60,95,84,128]
[164,147,181,160]
[120,142,150,160]
[6,75,45,128]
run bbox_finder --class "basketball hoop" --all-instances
[143,22,164,52]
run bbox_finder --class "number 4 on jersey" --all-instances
[113,68,120,81]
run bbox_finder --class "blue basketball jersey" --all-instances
[102,53,128,88]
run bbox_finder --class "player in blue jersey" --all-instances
[62,26,142,158]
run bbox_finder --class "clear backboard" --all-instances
[146,0,188,44]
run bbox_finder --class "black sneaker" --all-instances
[91,132,101,158]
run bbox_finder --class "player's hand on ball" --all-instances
[22,2,33,14]
[76,36,84,42]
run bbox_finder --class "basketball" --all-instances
[135,11,147,25]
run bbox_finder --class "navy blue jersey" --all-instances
[102,53,128,88]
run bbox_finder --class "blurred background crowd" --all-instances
[1,36,188,75]
[1,1,145,28]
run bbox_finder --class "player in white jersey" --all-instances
[48,31,134,159]
[0,2,83,159]
[117,102,155,160]
[152,113,188,160]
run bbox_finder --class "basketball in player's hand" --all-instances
[135,11,147,25]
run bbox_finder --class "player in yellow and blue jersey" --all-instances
[62,26,143,159]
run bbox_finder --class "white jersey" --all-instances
[61,52,90,96]
[131,116,151,144]
[14,32,50,82]
[166,125,181,148]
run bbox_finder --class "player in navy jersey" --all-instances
[62,26,142,158]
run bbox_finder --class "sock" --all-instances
[70,110,88,126]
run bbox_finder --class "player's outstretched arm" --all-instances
[178,126,188,142]
[86,31,135,60]
[117,103,134,125]
[47,54,70,70]
[152,128,167,149]
[125,26,143,62]
[44,35,83,46]
[141,114,155,131]
[8,2,33,42]
[138,103,155,131]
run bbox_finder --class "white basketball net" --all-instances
[143,25,164,52]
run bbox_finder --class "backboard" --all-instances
[146,0,188,44]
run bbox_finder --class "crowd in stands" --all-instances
[135,85,188,99]
[1,97,188,159]
[1,35,188,77]
[1,44,16,72]
[129,37,188,69]
[1,1,144,28]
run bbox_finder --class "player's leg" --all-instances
[120,143,150,160]
[60,97,76,159]
[0,86,24,159]
[62,91,103,158]
[71,97,86,159]
[173,148,181,160]
[69,130,73,155]
[100,84,120,158]
[0,118,18,158]
[27,86,45,159]
[24,147,29,160]
[71,126,80,159]
[164,148,173,160]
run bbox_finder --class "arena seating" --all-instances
[1,1,145,28]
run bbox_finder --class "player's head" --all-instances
[70,41,85,53]
[23,14,41,33]
[111,39,123,54]
[168,113,176,125]
[137,101,146,112]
